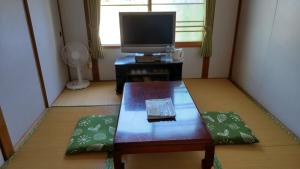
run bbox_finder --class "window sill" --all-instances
[175,42,201,48]
[102,42,201,48]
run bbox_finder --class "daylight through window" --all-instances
[100,0,205,45]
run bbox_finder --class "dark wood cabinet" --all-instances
[115,55,182,93]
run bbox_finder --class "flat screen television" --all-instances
[119,12,176,55]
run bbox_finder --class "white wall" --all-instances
[0,0,45,145]
[59,0,239,80]
[27,0,67,105]
[232,0,300,137]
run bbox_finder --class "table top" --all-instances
[114,81,212,145]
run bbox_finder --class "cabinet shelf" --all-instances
[115,55,182,93]
[127,72,169,76]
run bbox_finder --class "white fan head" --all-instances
[61,42,90,67]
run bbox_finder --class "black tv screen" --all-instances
[119,12,175,53]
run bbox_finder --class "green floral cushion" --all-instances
[202,112,259,144]
[66,115,117,155]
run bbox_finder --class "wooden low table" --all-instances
[113,81,214,169]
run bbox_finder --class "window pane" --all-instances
[177,21,204,26]
[152,0,204,3]
[176,32,203,42]
[100,0,147,45]
[100,0,205,44]
[152,0,205,42]
[102,0,147,5]
[176,26,204,32]
[152,4,205,21]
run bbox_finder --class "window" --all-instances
[99,0,205,46]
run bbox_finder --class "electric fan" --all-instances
[61,42,90,90]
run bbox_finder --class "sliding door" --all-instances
[0,0,45,146]
[27,0,68,105]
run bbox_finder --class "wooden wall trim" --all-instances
[23,0,49,107]
[83,0,100,82]
[91,58,100,82]
[56,0,71,81]
[229,0,243,79]
[0,107,14,161]
[56,0,66,45]
[176,42,201,48]
[148,0,152,11]
[57,0,71,81]
[201,57,210,78]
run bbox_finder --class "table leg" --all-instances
[202,144,215,169]
[113,151,124,169]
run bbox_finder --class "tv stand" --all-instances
[114,55,182,93]
[135,55,161,63]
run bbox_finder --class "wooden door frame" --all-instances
[0,107,14,160]
[229,0,242,79]
[56,0,71,81]
[23,0,49,107]
[202,57,210,78]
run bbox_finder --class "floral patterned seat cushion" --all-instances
[202,112,259,144]
[66,115,117,155]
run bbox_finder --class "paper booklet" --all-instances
[145,98,176,120]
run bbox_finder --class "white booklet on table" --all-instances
[145,98,176,120]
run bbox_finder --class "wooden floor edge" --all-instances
[229,79,300,143]
[50,86,67,107]
[0,110,48,168]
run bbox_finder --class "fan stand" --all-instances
[66,66,90,90]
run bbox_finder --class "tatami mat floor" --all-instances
[52,81,121,107]
[2,79,299,169]
[3,106,118,169]
[3,106,209,169]
[184,79,300,169]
